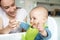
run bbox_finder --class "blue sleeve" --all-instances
[35,28,51,40]
[44,28,51,39]
[20,22,30,30]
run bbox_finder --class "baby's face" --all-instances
[30,9,47,28]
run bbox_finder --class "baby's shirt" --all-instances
[20,22,51,40]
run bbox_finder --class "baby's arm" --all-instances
[39,28,47,37]
[35,22,51,40]
[20,22,30,30]
[35,28,51,40]
[44,28,51,39]
[37,23,47,37]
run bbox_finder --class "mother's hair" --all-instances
[0,0,1,6]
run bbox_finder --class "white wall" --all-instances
[37,3,60,11]
[15,0,60,12]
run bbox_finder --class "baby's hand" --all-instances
[37,23,47,37]
[37,23,44,32]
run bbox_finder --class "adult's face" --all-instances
[1,0,17,17]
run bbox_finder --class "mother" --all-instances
[0,0,28,34]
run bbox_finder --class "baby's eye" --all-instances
[11,3,15,7]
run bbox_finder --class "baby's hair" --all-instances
[31,6,48,13]
[30,6,48,18]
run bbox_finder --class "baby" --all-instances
[20,6,51,40]
[30,6,48,36]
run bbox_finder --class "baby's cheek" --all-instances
[42,19,46,24]
[39,19,45,24]
[33,24,39,29]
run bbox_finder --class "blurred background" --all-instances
[15,0,60,40]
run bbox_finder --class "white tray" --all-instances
[0,32,26,40]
